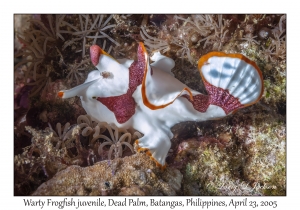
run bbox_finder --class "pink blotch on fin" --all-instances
[204,80,243,114]
[182,94,210,113]
[90,45,101,66]
[182,81,243,114]
[128,43,147,93]
[97,43,147,124]
[97,93,136,124]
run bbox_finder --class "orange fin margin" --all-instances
[134,140,167,170]
[139,42,194,110]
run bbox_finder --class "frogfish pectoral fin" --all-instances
[135,131,171,170]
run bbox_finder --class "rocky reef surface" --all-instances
[32,152,183,196]
[14,14,286,196]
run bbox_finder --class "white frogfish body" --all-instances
[58,43,263,168]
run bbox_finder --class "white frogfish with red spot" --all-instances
[58,42,263,169]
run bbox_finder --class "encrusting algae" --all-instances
[14,14,285,196]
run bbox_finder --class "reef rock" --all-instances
[171,107,285,196]
[32,153,183,196]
